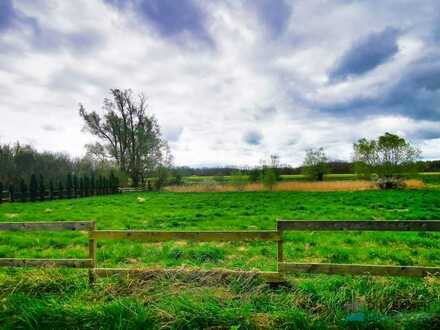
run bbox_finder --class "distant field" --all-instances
[1,190,440,328]
[184,172,440,184]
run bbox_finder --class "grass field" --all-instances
[184,172,440,185]
[1,190,440,328]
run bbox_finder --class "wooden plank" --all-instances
[0,221,94,232]
[0,258,93,268]
[91,230,281,241]
[93,268,284,283]
[88,221,97,284]
[277,240,283,263]
[279,262,440,277]
[278,220,440,232]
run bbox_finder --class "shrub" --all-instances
[29,174,38,202]
[353,132,420,189]
[302,148,329,181]
[375,175,406,189]
[73,174,79,198]
[230,170,248,191]
[20,178,27,202]
[90,174,96,195]
[248,168,260,183]
[174,173,184,186]
[66,173,73,199]
[155,166,170,191]
[39,174,46,201]
[49,180,54,200]
[79,177,85,197]
[261,166,277,191]
[109,171,119,194]
[58,181,64,199]
[84,176,90,196]
[8,184,15,202]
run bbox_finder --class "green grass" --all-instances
[1,190,440,328]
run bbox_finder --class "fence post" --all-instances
[276,220,283,272]
[88,221,97,285]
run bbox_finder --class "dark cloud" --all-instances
[244,130,263,145]
[106,0,212,45]
[330,27,400,80]
[410,127,440,140]
[0,0,18,31]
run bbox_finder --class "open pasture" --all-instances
[1,190,440,328]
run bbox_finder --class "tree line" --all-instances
[0,172,119,203]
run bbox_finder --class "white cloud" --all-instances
[0,0,439,167]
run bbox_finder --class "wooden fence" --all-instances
[1,220,440,284]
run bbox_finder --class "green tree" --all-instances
[79,177,85,197]
[9,184,15,202]
[90,174,96,195]
[66,173,73,199]
[248,168,260,183]
[73,174,79,198]
[49,180,54,200]
[79,89,172,187]
[29,174,38,202]
[261,166,277,191]
[39,174,46,201]
[230,170,248,191]
[0,181,3,204]
[353,132,421,188]
[58,181,64,199]
[20,178,27,202]
[302,148,330,181]
[154,166,169,191]
[174,173,183,186]
[84,176,90,197]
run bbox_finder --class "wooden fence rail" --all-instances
[0,220,440,284]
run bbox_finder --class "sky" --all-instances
[0,0,440,167]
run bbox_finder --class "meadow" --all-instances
[1,189,440,328]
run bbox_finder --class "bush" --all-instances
[39,175,46,201]
[302,148,329,181]
[155,166,170,191]
[353,133,420,189]
[261,166,277,191]
[375,175,406,189]
[58,181,64,199]
[66,173,73,199]
[49,180,54,200]
[73,174,79,198]
[9,184,15,202]
[29,174,38,202]
[20,179,27,202]
[248,168,260,183]
[230,170,248,191]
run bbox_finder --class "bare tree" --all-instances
[79,89,171,187]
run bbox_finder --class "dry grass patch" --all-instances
[166,179,427,192]
[166,180,377,192]
[404,179,426,189]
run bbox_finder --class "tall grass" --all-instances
[166,180,425,193]
[0,189,439,328]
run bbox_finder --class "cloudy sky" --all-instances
[1,0,440,167]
